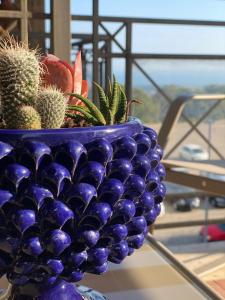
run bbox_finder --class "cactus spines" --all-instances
[36,88,66,129]
[15,106,41,130]
[0,37,41,128]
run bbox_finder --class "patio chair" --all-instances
[158,93,225,196]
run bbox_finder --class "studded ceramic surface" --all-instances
[0,121,165,299]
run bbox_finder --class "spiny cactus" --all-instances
[0,37,41,129]
[15,106,41,130]
[67,77,128,126]
[36,87,67,129]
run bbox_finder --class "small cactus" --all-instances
[36,87,66,129]
[0,37,41,128]
[15,106,41,130]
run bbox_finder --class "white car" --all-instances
[179,144,209,161]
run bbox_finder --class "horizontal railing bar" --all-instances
[32,13,225,28]
[163,159,225,175]
[193,94,225,100]
[166,192,210,200]
[32,12,50,19]
[0,10,31,18]
[166,169,225,196]
[155,218,225,229]
[99,52,225,60]
[71,15,225,27]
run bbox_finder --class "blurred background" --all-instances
[1,0,225,297]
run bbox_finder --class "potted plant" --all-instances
[0,38,166,299]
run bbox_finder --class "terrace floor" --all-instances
[155,205,225,299]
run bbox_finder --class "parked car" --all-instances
[174,196,201,212]
[201,172,225,208]
[200,224,225,241]
[174,199,192,212]
[209,196,225,208]
[179,144,209,161]
[159,202,166,217]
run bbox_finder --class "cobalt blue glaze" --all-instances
[22,236,44,256]
[0,120,166,299]
[98,178,124,207]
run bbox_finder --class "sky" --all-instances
[46,0,225,87]
[70,0,225,20]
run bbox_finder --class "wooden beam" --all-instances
[92,0,99,102]
[163,159,225,175]
[125,22,132,101]
[166,169,225,197]
[155,218,225,229]
[20,0,28,44]
[0,11,31,18]
[51,0,71,62]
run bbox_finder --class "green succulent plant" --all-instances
[0,37,139,130]
[66,77,128,126]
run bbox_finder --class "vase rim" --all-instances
[0,117,142,135]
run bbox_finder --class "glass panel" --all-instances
[112,58,125,85]
[99,0,225,21]
[132,59,225,160]
[133,24,225,54]
[70,0,92,16]
[71,21,93,34]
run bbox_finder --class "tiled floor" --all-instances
[81,244,214,300]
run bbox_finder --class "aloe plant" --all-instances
[67,77,129,126]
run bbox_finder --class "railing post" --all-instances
[20,0,28,44]
[105,40,112,92]
[51,0,71,63]
[92,0,99,103]
[125,22,132,101]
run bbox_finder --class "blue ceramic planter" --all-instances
[0,119,166,299]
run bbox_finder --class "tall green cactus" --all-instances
[0,38,41,128]
[36,87,67,129]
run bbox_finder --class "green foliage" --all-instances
[93,82,110,123]
[67,77,128,126]
[132,88,160,123]
[110,77,119,122]
[132,84,225,124]
[67,105,99,125]
[36,88,66,129]
[68,94,106,125]
[115,85,127,123]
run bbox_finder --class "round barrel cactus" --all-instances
[0,120,165,299]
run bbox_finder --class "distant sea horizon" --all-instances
[111,60,225,89]
[121,70,225,89]
[86,62,225,91]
